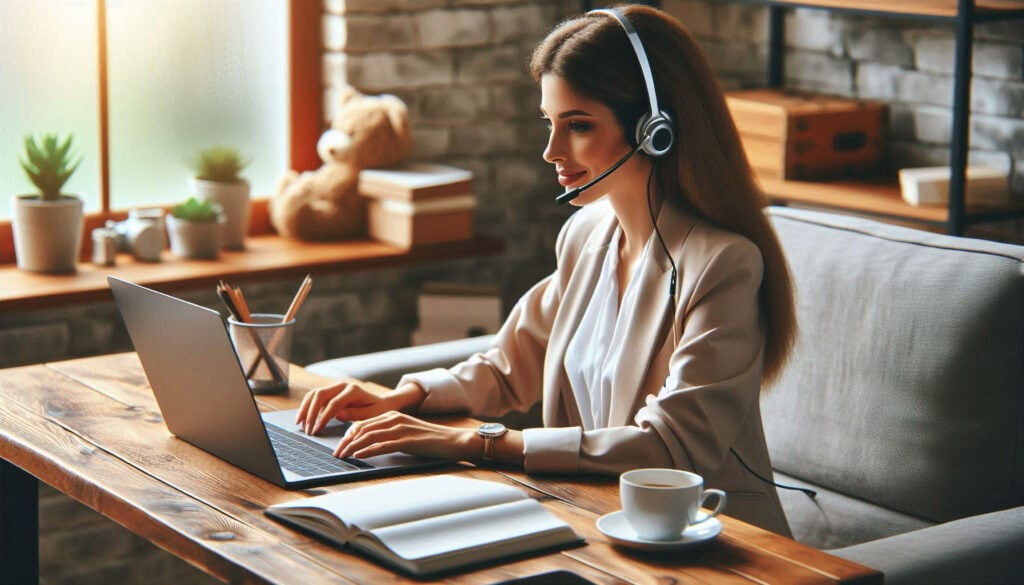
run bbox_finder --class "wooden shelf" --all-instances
[0,234,504,313]
[750,0,1024,20]
[760,175,1024,225]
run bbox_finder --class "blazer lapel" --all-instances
[543,211,618,428]
[607,205,698,427]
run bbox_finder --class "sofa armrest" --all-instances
[304,335,496,387]
[830,505,1024,585]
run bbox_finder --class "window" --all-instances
[1,0,302,217]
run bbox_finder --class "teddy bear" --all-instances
[269,87,413,241]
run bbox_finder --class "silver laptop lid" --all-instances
[108,276,285,485]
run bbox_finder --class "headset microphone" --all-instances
[554,137,649,205]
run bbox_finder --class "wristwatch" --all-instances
[477,422,508,463]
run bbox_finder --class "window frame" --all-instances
[0,0,321,265]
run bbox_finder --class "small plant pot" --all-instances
[191,178,250,250]
[11,194,84,274]
[166,214,224,260]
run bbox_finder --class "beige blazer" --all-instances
[407,199,791,536]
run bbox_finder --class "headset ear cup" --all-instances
[636,112,675,157]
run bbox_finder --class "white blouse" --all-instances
[564,226,653,430]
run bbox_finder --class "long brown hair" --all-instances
[530,4,796,386]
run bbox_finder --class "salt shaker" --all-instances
[91,224,119,266]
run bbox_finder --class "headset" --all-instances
[554,7,675,205]
[594,8,675,157]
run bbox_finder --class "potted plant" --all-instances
[165,197,224,259]
[12,133,84,273]
[190,146,250,250]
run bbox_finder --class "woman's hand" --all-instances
[295,381,425,436]
[333,412,479,461]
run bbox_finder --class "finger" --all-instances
[350,439,405,460]
[303,387,341,434]
[295,389,315,425]
[312,393,352,435]
[334,425,402,458]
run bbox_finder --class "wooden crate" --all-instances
[725,89,887,180]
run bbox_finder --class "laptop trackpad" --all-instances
[260,408,430,469]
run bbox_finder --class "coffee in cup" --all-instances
[619,468,726,541]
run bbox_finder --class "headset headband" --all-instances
[589,8,661,128]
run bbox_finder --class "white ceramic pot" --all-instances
[191,178,250,250]
[165,213,224,260]
[11,194,84,274]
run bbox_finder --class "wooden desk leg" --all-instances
[1,460,38,585]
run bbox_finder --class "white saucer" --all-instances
[596,510,722,552]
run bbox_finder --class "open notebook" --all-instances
[265,475,582,576]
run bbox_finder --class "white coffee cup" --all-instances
[619,468,727,541]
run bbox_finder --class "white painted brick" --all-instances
[855,62,904,101]
[785,8,841,55]
[970,112,1024,153]
[784,50,854,94]
[977,19,1024,44]
[898,70,953,108]
[914,34,1023,79]
[972,77,1024,118]
[847,27,913,67]
[417,9,492,49]
[910,106,952,145]
[972,42,1024,79]
[913,34,954,74]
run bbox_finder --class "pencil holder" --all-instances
[227,313,295,395]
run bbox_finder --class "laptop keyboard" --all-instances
[265,423,373,477]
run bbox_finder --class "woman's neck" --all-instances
[609,188,663,265]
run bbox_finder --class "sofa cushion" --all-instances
[831,505,1024,585]
[773,470,932,549]
[763,207,1024,527]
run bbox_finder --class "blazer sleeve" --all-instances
[525,236,767,478]
[396,212,579,418]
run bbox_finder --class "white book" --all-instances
[265,475,581,576]
[359,163,474,201]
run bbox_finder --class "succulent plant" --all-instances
[192,146,249,183]
[19,133,82,201]
[172,197,221,223]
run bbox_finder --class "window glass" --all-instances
[107,0,288,208]
[0,0,101,216]
[0,0,289,220]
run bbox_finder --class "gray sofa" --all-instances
[307,206,1024,583]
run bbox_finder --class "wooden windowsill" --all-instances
[0,234,504,313]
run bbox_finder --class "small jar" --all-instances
[91,226,119,266]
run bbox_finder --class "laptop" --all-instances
[108,276,441,488]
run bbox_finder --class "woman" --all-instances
[296,5,797,536]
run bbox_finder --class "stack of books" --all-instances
[358,162,476,248]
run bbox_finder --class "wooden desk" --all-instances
[0,353,882,584]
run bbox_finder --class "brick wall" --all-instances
[9,1,1024,582]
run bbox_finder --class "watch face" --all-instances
[479,422,507,437]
